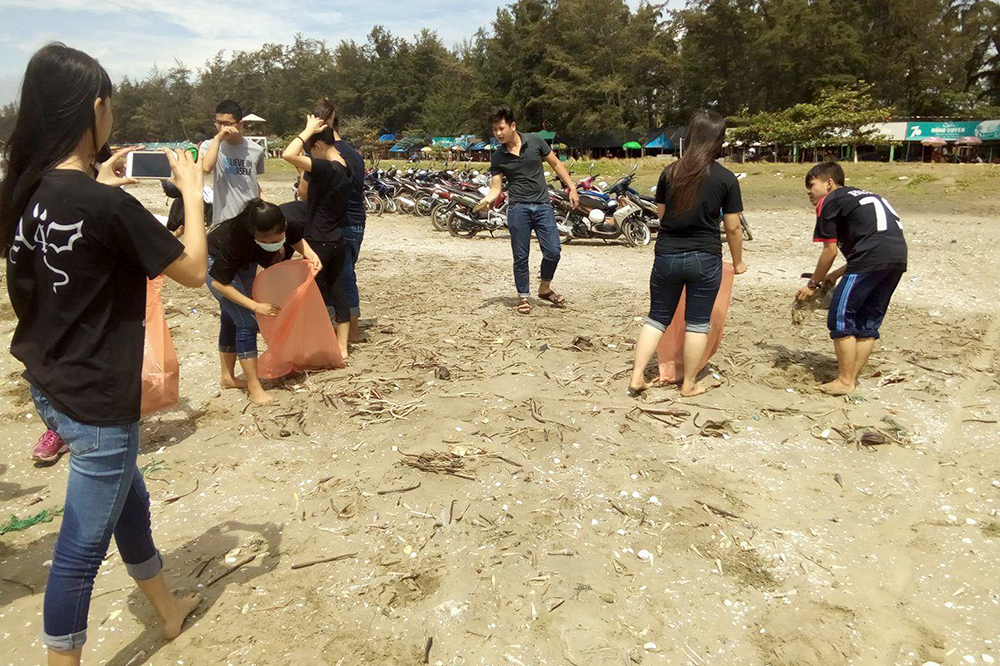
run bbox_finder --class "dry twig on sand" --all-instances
[525,398,580,431]
[206,555,257,587]
[810,423,909,449]
[290,552,358,570]
[397,446,516,481]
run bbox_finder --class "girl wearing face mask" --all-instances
[206,198,321,405]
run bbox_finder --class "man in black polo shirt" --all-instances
[476,106,579,315]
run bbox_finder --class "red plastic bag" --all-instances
[253,259,345,380]
[657,262,735,383]
[141,276,180,416]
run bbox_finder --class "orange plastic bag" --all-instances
[253,259,345,380]
[141,276,180,416]
[657,262,735,383]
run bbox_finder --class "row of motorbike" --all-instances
[360,162,753,246]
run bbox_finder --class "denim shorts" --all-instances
[645,251,723,334]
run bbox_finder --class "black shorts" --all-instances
[827,267,904,340]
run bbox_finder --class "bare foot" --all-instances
[221,375,247,390]
[679,381,708,397]
[339,346,349,361]
[627,380,654,397]
[249,388,274,405]
[162,592,201,640]
[818,379,855,396]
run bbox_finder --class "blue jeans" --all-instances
[31,386,161,651]
[339,224,365,317]
[646,251,723,334]
[828,266,904,340]
[507,202,561,297]
[206,257,259,359]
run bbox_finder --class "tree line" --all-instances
[1,0,998,145]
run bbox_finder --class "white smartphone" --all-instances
[126,151,172,179]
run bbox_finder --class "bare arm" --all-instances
[293,238,323,272]
[722,212,746,272]
[796,242,839,301]
[200,129,233,174]
[210,277,280,317]
[211,279,259,310]
[545,151,578,207]
[161,150,208,287]
[297,172,309,201]
[810,242,839,284]
[281,136,313,173]
[282,115,327,173]
[475,174,504,211]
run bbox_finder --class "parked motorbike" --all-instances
[431,175,490,230]
[548,167,650,246]
[446,191,509,238]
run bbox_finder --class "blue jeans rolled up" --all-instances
[507,202,561,297]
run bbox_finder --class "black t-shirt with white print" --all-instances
[813,186,907,274]
[7,170,184,426]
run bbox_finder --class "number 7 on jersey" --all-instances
[860,196,902,232]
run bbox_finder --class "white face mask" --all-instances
[255,238,285,253]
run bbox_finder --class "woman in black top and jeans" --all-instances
[628,111,748,398]
[1,43,205,664]
[281,114,353,359]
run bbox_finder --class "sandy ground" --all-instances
[1,176,998,666]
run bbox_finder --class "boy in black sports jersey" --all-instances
[796,162,908,396]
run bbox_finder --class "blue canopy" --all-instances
[644,133,674,150]
[469,141,488,150]
[378,133,397,142]
[388,142,409,153]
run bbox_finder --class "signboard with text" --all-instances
[905,120,1000,141]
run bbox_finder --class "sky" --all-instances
[0,0,685,105]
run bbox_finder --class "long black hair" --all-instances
[238,198,286,236]
[662,110,726,216]
[0,43,113,250]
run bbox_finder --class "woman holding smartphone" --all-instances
[1,43,205,665]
